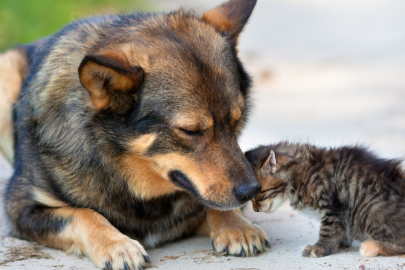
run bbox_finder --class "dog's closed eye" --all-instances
[178,128,203,137]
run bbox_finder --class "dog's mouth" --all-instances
[169,170,196,194]
[168,170,248,210]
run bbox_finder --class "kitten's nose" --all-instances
[233,183,261,203]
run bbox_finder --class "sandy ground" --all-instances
[1,0,405,269]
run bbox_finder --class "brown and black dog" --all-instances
[0,0,270,269]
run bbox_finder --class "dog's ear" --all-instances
[78,52,143,114]
[202,0,257,44]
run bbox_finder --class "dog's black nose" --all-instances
[233,183,261,203]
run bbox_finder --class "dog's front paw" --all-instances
[301,244,331,258]
[90,234,150,270]
[210,222,270,257]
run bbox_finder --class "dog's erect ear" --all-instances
[78,52,143,113]
[202,0,257,44]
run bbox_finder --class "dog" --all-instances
[0,0,269,269]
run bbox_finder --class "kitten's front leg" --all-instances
[338,233,353,248]
[302,209,346,258]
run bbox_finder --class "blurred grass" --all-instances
[0,0,153,51]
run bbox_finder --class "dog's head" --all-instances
[77,0,260,209]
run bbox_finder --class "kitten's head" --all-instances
[245,147,297,213]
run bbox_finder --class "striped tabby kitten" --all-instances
[245,142,405,258]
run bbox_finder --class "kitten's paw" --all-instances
[90,234,150,270]
[211,223,270,257]
[360,240,383,257]
[301,244,330,258]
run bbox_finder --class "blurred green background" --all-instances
[0,0,153,51]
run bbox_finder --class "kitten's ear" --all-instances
[261,150,277,176]
[79,51,144,114]
[202,0,257,44]
[261,150,297,175]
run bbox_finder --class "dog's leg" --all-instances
[12,204,149,270]
[204,208,270,257]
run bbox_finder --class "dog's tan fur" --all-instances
[121,154,182,199]
[0,49,28,163]
[207,208,268,256]
[48,207,148,269]
[32,188,69,208]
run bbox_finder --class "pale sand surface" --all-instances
[0,0,404,269]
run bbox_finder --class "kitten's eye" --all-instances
[178,128,203,137]
[256,195,265,202]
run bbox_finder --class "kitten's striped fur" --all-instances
[245,142,405,258]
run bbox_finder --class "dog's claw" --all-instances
[143,255,151,263]
[253,246,258,255]
[138,265,143,270]
[223,247,228,257]
[241,249,246,258]
[105,261,111,270]
[265,239,271,248]
[124,262,130,270]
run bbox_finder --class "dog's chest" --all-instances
[131,192,201,219]
[113,191,205,246]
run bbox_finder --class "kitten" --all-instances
[245,142,405,258]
